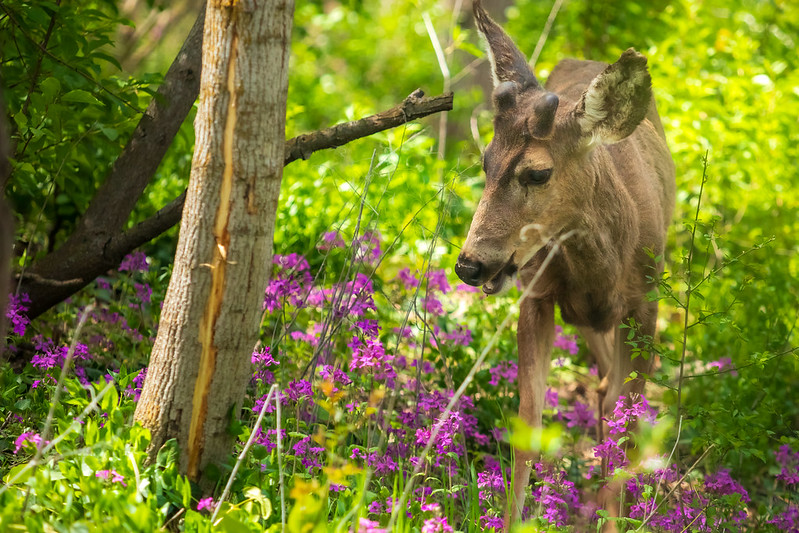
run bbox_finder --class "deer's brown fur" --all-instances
[455,0,675,525]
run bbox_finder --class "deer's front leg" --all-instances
[509,297,555,525]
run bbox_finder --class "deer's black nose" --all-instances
[455,255,484,286]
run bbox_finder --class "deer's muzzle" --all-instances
[455,253,517,294]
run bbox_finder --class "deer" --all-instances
[454,0,676,526]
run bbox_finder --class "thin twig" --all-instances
[529,0,566,69]
[211,384,277,522]
[276,382,285,531]
[675,153,708,460]
[423,12,451,159]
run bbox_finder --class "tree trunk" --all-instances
[133,0,294,481]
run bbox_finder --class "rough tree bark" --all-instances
[133,0,294,478]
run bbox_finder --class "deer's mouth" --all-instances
[482,254,518,295]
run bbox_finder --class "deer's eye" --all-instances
[518,168,552,186]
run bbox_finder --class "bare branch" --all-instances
[284,89,453,164]
[121,90,454,250]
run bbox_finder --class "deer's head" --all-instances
[455,0,654,294]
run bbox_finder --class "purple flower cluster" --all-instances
[118,251,149,273]
[553,325,579,355]
[606,394,658,435]
[317,230,346,251]
[96,469,127,487]
[776,444,799,486]
[531,463,581,527]
[707,356,738,376]
[395,267,420,290]
[14,431,44,454]
[477,456,506,505]
[263,253,314,313]
[488,360,517,387]
[348,336,395,382]
[123,367,147,401]
[768,504,799,531]
[197,497,217,512]
[252,346,279,385]
[293,435,326,471]
[254,427,286,453]
[30,336,91,370]
[563,400,596,431]
[6,293,31,336]
[421,516,453,533]
[626,463,756,531]
[353,231,382,264]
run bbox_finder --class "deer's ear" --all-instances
[575,49,652,144]
[473,0,538,89]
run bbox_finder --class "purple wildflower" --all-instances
[488,361,517,387]
[768,504,799,531]
[354,231,381,263]
[531,463,581,527]
[118,251,149,272]
[263,253,313,312]
[421,295,444,316]
[553,325,579,355]
[252,346,278,385]
[421,517,453,533]
[480,515,503,531]
[545,388,559,408]
[708,356,738,376]
[564,401,596,430]
[95,469,127,487]
[705,469,750,502]
[318,231,346,251]
[14,431,43,454]
[441,324,472,347]
[606,394,658,435]
[254,427,286,453]
[6,293,31,336]
[353,319,380,338]
[134,282,152,304]
[353,518,387,533]
[776,444,799,486]
[426,269,451,294]
[368,500,383,514]
[197,497,216,512]
[396,267,420,289]
[124,367,148,401]
[30,337,91,370]
[286,379,313,401]
[593,437,629,475]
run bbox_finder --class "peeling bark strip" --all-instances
[188,30,238,479]
[134,0,295,478]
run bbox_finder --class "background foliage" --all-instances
[1,0,797,530]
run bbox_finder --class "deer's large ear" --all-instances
[575,49,652,144]
[473,0,538,89]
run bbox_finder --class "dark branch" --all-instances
[285,89,454,164]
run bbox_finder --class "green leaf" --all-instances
[62,89,102,106]
[4,463,32,485]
